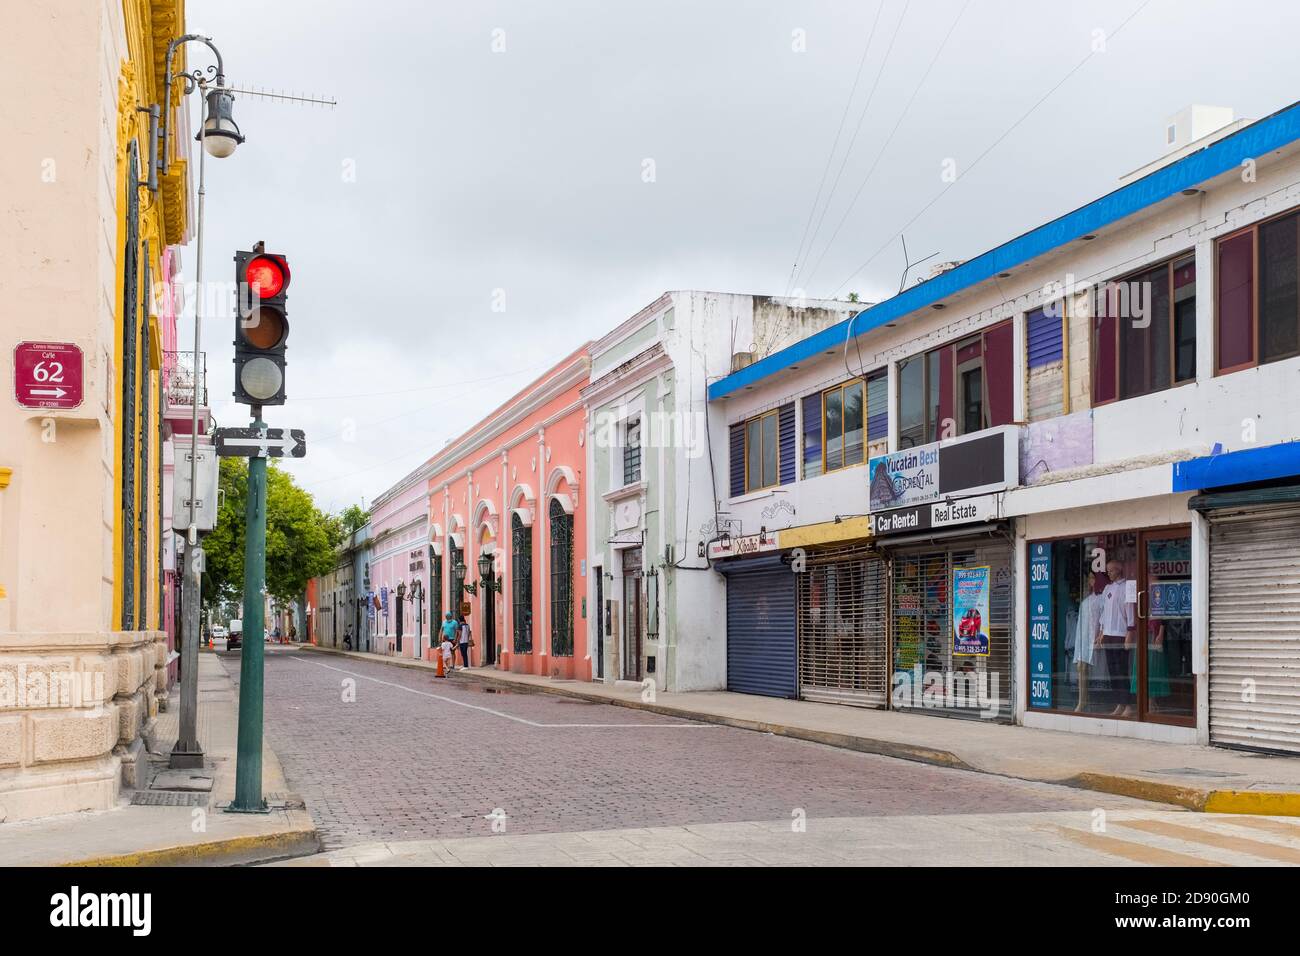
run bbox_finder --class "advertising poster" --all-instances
[868,445,939,511]
[1028,544,1052,709]
[952,565,991,656]
[1150,580,1192,619]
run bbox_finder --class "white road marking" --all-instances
[287,655,718,729]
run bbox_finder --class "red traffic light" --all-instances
[245,254,289,298]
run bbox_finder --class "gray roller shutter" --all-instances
[724,564,796,698]
[1209,504,1300,754]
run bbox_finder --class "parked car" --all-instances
[228,619,243,649]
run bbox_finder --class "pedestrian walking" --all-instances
[438,634,455,675]
[458,615,472,668]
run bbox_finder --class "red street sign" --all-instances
[13,342,84,410]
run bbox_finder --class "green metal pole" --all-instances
[231,413,268,812]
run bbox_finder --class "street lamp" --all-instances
[477,552,493,580]
[199,86,244,157]
[161,34,243,777]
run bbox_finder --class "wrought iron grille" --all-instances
[449,544,465,612]
[164,350,207,408]
[512,513,533,653]
[549,499,573,656]
[430,550,443,627]
[120,145,140,631]
[623,418,642,485]
[796,546,889,708]
[139,243,151,628]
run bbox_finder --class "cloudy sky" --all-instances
[181,0,1300,513]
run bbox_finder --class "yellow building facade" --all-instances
[0,0,189,821]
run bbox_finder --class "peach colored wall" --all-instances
[427,348,590,679]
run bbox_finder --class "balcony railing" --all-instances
[165,351,207,408]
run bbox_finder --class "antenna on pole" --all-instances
[224,85,338,108]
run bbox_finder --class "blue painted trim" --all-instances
[1172,441,1300,492]
[710,100,1300,401]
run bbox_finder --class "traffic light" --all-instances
[233,245,291,406]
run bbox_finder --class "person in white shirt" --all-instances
[1099,559,1136,717]
[438,637,455,675]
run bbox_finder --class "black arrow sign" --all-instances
[213,426,307,459]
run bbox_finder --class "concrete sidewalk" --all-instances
[302,645,1300,816]
[0,650,318,866]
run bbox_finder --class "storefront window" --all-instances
[890,541,1013,720]
[1028,529,1193,723]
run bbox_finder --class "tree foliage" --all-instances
[202,458,343,606]
[339,503,370,535]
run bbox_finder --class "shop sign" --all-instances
[952,566,991,656]
[869,428,1014,512]
[409,548,425,573]
[707,531,778,561]
[868,445,939,510]
[868,493,1001,536]
[1146,538,1191,577]
[1028,543,1052,709]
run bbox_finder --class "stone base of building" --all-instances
[0,629,166,823]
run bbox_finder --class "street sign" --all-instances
[13,342,84,410]
[172,438,220,531]
[213,426,306,458]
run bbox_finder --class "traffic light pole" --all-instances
[230,408,269,813]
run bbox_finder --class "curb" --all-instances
[61,824,321,868]
[296,645,1300,817]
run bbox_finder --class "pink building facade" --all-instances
[368,466,434,658]
[426,347,591,678]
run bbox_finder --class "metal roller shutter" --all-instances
[1209,504,1300,754]
[725,566,797,698]
[796,545,889,707]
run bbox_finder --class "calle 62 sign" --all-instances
[13,342,84,410]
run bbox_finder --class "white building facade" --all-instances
[709,104,1300,752]
[583,291,859,692]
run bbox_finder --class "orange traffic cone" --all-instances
[435,649,445,678]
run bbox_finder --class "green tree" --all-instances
[339,503,370,535]
[202,458,342,606]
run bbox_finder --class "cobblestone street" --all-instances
[228,647,1182,859]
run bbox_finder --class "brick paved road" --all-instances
[227,647,1151,852]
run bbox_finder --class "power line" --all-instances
[781,0,885,301]
[831,0,1154,298]
[800,0,970,290]
[791,0,912,296]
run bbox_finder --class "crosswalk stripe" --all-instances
[1047,825,1223,867]
[1217,816,1300,840]
[1117,818,1300,864]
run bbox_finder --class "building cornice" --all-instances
[581,344,673,408]
[590,293,673,359]
[421,354,590,485]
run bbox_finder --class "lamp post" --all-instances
[163,35,243,772]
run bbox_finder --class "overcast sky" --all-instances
[181,0,1300,514]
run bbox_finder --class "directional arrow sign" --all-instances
[213,426,306,459]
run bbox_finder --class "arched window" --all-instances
[549,498,574,656]
[512,513,533,653]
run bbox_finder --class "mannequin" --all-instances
[1100,559,1137,717]
[1073,572,1107,712]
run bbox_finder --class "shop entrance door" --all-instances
[594,567,604,679]
[1137,529,1194,725]
[622,548,643,681]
